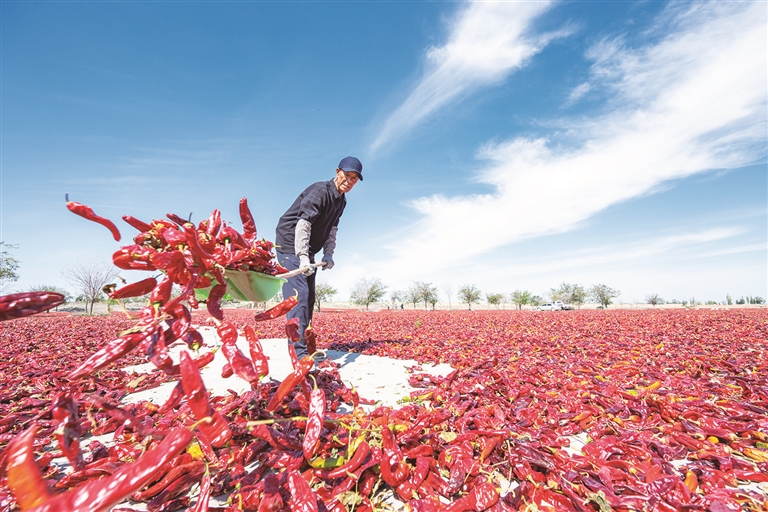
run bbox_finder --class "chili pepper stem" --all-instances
[191,416,214,430]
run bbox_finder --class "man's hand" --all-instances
[321,253,334,270]
[299,255,314,276]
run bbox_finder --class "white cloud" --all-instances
[382,0,766,277]
[370,0,561,153]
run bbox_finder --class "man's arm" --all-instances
[321,226,337,270]
[295,219,314,275]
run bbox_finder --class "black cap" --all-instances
[338,156,363,181]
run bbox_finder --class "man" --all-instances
[275,156,363,358]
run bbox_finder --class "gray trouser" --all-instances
[275,251,315,359]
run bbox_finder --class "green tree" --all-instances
[510,290,533,310]
[725,294,732,305]
[350,278,387,311]
[590,284,620,309]
[315,282,337,311]
[458,284,481,310]
[486,293,504,309]
[414,281,438,310]
[551,282,587,307]
[0,242,21,289]
[645,293,663,306]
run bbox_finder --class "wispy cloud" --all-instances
[369,0,563,153]
[383,1,766,274]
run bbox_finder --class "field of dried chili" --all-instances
[2,307,766,511]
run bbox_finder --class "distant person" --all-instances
[275,156,363,358]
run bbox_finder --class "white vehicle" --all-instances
[537,301,573,311]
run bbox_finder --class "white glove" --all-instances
[321,253,334,270]
[299,255,314,276]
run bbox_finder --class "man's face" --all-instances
[334,168,360,194]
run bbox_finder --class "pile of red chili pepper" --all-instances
[0,196,766,511]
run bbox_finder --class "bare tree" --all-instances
[442,284,453,310]
[389,290,403,309]
[645,293,663,306]
[63,261,118,314]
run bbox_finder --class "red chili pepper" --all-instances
[5,425,53,509]
[239,197,257,242]
[166,212,188,226]
[380,423,410,487]
[179,351,232,448]
[133,460,205,501]
[122,215,153,232]
[109,277,158,300]
[66,193,121,241]
[304,322,317,356]
[205,209,221,238]
[29,427,193,512]
[244,325,269,377]
[302,387,326,460]
[182,222,215,260]
[67,330,149,380]
[150,276,174,306]
[313,441,371,479]
[113,245,157,271]
[206,283,227,321]
[285,317,301,342]
[444,481,499,512]
[266,356,314,412]
[191,469,212,512]
[254,292,298,322]
[287,469,319,512]
[0,292,65,321]
[51,392,84,471]
[221,341,260,386]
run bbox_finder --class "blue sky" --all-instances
[1,0,766,305]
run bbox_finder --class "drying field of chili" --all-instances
[1,307,767,511]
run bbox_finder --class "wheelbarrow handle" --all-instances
[278,262,326,280]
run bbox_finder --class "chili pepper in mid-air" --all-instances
[28,427,193,512]
[166,213,188,226]
[302,386,326,460]
[205,209,221,238]
[304,323,317,356]
[221,341,260,386]
[4,425,53,509]
[182,223,215,260]
[109,277,158,300]
[113,245,157,271]
[179,351,232,448]
[66,193,121,241]
[206,283,227,321]
[266,356,314,412]
[239,197,257,242]
[0,292,65,321]
[67,330,150,380]
[150,277,174,306]
[254,293,298,322]
[285,317,301,342]
[244,325,269,377]
[52,392,84,471]
[122,214,153,232]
